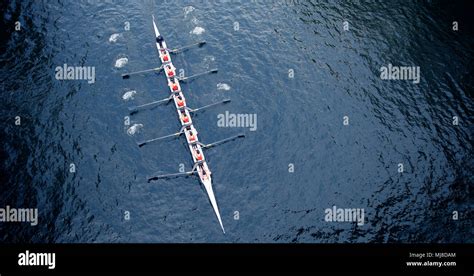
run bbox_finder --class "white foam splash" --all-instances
[115,57,128,68]
[109,33,120,43]
[190,26,205,35]
[122,90,136,101]
[127,124,143,135]
[217,83,231,91]
[184,6,195,16]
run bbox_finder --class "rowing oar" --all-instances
[122,65,163,79]
[169,41,206,54]
[148,170,196,182]
[188,99,231,113]
[178,69,218,82]
[137,129,183,147]
[128,96,172,114]
[199,133,245,149]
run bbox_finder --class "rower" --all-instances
[199,164,209,180]
[188,130,196,142]
[156,35,165,48]
[185,126,196,141]
[172,83,179,92]
[181,110,190,124]
[166,65,175,77]
[169,77,180,92]
[194,149,203,161]
[161,49,169,62]
[176,95,185,107]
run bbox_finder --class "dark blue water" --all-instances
[1,0,472,242]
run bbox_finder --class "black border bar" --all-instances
[0,243,472,273]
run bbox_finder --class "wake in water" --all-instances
[184,6,195,17]
[109,33,120,43]
[190,26,205,35]
[127,124,143,135]
[217,83,231,91]
[122,90,136,101]
[115,57,128,68]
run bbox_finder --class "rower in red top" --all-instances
[195,149,203,161]
[169,77,180,92]
[165,65,175,77]
[160,49,169,62]
[176,95,185,107]
[181,110,190,124]
[188,130,196,142]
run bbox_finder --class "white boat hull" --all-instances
[151,15,225,233]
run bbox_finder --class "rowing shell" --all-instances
[152,15,225,233]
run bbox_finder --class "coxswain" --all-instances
[156,35,165,48]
